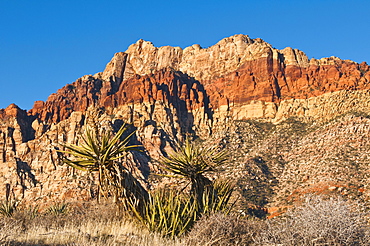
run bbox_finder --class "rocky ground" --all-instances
[215,112,370,216]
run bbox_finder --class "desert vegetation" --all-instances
[1,115,370,245]
[0,195,369,245]
[59,120,235,239]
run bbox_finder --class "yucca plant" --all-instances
[160,137,229,210]
[104,163,149,214]
[23,204,40,219]
[59,123,148,208]
[0,200,19,217]
[130,181,234,237]
[131,189,198,238]
[201,179,235,215]
[47,202,69,216]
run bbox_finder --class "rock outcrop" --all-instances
[1,34,370,209]
[28,34,370,126]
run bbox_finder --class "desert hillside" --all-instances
[1,34,370,213]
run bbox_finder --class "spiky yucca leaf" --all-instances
[47,202,69,216]
[0,200,18,217]
[59,123,144,204]
[201,179,235,215]
[130,189,198,238]
[159,137,229,208]
[60,124,141,171]
[160,138,228,179]
[130,183,235,237]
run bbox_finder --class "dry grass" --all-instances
[8,219,181,245]
[0,202,184,246]
[1,196,369,246]
[185,213,264,246]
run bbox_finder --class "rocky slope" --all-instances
[1,34,370,214]
[220,113,370,216]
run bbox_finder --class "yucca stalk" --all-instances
[103,162,149,213]
[160,137,229,209]
[59,123,146,205]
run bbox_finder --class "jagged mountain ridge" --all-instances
[24,34,370,124]
[1,34,370,211]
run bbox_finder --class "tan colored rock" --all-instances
[280,47,310,67]
[121,34,276,82]
[274,89,370,122]
[2,34,370,205]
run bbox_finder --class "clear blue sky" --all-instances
[1,0,369,110]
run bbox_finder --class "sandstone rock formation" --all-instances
[1,34,370,210]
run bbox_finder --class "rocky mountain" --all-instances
[1,34,370,213]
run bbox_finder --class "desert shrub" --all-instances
[0,200,19,217]
[59,123,147,208]
[200,179,235,215]
[47,202,69,216]
[130,180,235,238]
[129,137,234,237]
[131,189,197,238]
[256,196,370,245]
[159,137,229,209]
[21,204,40,220]
[185,213,264,246]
